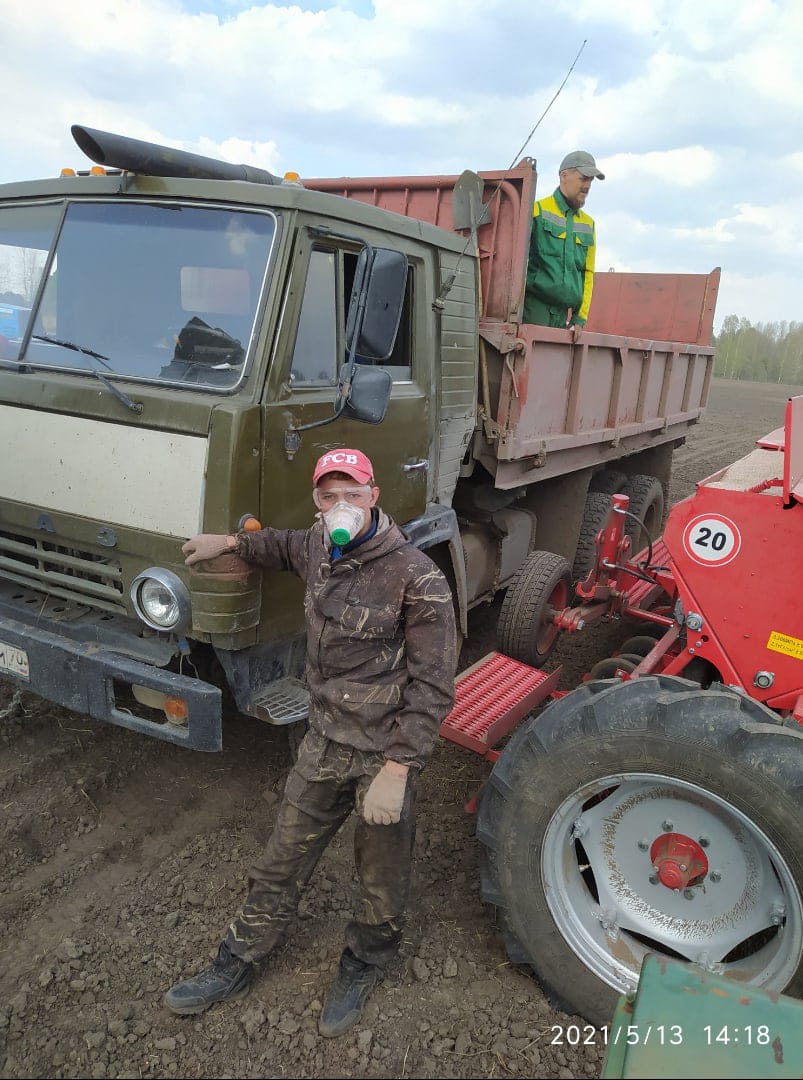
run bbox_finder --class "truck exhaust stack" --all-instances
[71,124,282,186]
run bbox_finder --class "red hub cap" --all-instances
[650,833,709,890]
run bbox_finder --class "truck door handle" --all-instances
[403,460,429,473]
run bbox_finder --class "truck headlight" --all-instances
[130,568,190,632]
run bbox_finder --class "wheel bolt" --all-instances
[709,871,721,883]
[649,874,658,885]
[662,820,673,832]
[637,839,649,851]
[699,836,710,848]
[684,888,695,900]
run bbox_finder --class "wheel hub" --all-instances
[649,832,708,890]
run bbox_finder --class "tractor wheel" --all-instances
[589,468,628,496]
[621,474,664,550]
[477,676,803,1025]
[572,491,613,584]
[497,551,572,667]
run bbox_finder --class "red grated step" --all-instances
[439,651,560,756]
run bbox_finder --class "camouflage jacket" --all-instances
[235,512,456,769]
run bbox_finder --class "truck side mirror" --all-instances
[342,365,392,424]
[345,246,407,361]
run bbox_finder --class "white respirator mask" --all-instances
[313,486,371,546]
[321,502,366,546]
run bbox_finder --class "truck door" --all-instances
[257,229,433,637]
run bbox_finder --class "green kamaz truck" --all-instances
[0,126,718,750]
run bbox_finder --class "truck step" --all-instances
[250,678,309,725]
[440,651,560,755]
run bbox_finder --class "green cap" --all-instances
[330,527,351,546]
[559,150,605,180]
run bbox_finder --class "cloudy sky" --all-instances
[3,0,800,330]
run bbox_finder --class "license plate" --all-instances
[0,639,29,679]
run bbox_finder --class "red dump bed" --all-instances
[307,163,718,481]
[307,162,719,345]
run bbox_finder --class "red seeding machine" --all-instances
[440,396,803,1026]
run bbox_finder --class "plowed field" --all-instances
[1,378,798,1080]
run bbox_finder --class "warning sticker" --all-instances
[767,631,803,661]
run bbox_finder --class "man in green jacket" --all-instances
[523,150,605,328]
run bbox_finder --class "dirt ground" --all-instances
[1,378,799,1080]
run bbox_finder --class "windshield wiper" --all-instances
[30,334,142,414]
[32,333,112,367]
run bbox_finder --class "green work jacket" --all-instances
[523,188,596,327]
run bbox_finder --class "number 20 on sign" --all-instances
[682,514,742,567]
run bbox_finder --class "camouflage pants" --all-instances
[224,729,416,968]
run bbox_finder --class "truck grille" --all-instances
[0,529,126,614]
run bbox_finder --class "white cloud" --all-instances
[713,269,797,328]
[1,0,801,325]
[603,147,717,187]
[670,198,803,259]
[195,136,281,173]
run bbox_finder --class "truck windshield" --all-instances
[0,200,276,391]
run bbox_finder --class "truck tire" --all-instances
[589,468,628,496]
[497,551,571,667]
[572,491,612,584]
[620,474,664,550]
[477,676,803,1025]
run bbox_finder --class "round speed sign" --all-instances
[682,514,742,567]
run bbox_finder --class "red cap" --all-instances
[313,448,375,486]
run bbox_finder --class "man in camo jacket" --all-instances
[165,448,457,1037]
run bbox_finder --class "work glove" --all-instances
[182,534,233,566]
[363,763,408,825]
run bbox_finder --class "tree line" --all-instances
[714,316,803,385]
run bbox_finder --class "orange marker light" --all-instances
[89,166,106,176]
[60,168,77,177]
[242,517,262,531]
[164,696,189,724]
[283,171,300,182]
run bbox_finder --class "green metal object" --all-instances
[602,954,803,1079]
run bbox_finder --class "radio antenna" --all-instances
[503,39,587,173]
[434,39,588,311]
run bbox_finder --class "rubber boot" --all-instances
[163,941,254,1016]
[318,948,380,1038]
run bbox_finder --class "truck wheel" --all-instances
[497,551,571,667]
[589,469,628,496]
[572,491,612,584]
[477,676,803,1025]
[621,474,664,550]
